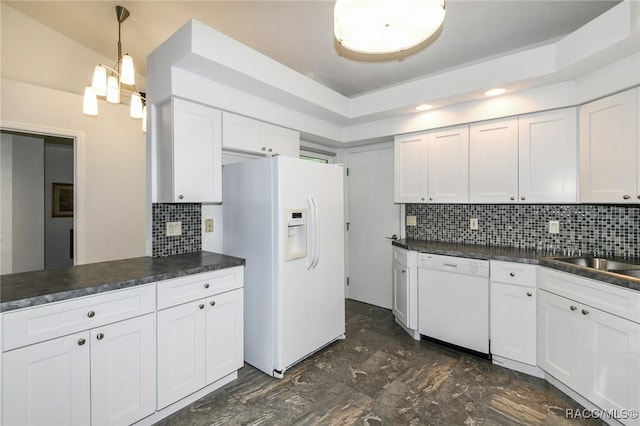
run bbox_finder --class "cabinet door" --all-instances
[222,112,266,154]
[3,331,91,426]
[519,108,577,203]
[392,260,409,327]
[579,89,637,203]
[205,289,244,385]
[157,301,206,409]
[394,133,428,203]
[490,282,536,365]
[266,124,300,157]
[91,314,156,426]
[428,125,469,203]
[537,290,581,389]
[469,118,519,203]
[173,98,222,203]
[581,307,640,423]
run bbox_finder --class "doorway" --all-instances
[346,145,400,309]
[1,130,75,274]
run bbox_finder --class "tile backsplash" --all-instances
[152,203,202,257]
[405,204,640,258]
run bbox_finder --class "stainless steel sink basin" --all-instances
[550,256,640,278]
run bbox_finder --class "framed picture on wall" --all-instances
[52,183,74,217]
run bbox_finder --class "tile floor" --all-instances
[156,300,602,425]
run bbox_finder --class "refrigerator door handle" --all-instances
[307,196,320,269]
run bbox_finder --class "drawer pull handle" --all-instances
[210,300,216,307]
[96,333,104,340]
[78,338,86,346]
[87,311,96,318]
[526,292,532,297]
[509,272,515,277]
[582,309,589,315]
[204,283,210,289]
[199,304,205,310]
[570,305,577,311]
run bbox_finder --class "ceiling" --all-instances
[3,0,622,98]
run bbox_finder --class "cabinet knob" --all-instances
[261,147,266,151]
[78,338,86,346]
[637,195,640,200]
[199,304,205,310]
[87,311,95,318]
[581,309,589,315]
[210,300,216,307]
[570,305,577,311]
[526,292,532,297]
[268,148,273,152]
[401,270,406,274]
[178,194,184,200]
[204,283,210,289]
[520,196,526,201]
[510,196,515,201]
[509,272,515,277]
[623,195,631,200]
[421,197,425,201]
[96,333,104,340]
[429,197,433,201]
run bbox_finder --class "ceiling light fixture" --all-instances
[334,0,446,54]
[415,104,434,112]
[82,5,146,132]
[484,88,507,97]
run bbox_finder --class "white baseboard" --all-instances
[394,317,420,340]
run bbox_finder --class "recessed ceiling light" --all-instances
[415,104,434,111]
[484,88,507,97]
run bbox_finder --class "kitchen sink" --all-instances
[550,256,640,279]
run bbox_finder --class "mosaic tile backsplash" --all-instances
[152,203,202,257]
[405,204,640,258]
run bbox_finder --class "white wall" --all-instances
[45,142,74,269]
[1,5,147,265]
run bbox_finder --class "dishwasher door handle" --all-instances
[443,263,459,268]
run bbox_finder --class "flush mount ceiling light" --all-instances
[415,104,434,111]
[83,5,146,132]
[334,0,446,54]
[484,87,507,97]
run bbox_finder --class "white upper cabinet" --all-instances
[428,125,469,203]
[469,117,519,203]
[155,98,222,203]
[222,111,300,157]
[394,132,428,203]
[519,108,577,203]
[579,88,638,203]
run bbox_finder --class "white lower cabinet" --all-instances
[2,313,156,426]
[392,259,409,327]
[538,269,640,426]
[157,287,244,409]
[391,247,418,338]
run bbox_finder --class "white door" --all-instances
[157,301,206,409]
[91,313,156,426]
[205,289,244,384]
[3,331,91,426]
[347,146,400,309]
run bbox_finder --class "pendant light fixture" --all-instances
[334,0,446,55]
[83,5,147,132]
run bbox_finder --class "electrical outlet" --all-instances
[549,220,560,234]
[470,218,479,230]
[166,221,182,236]
[406,216,417,226]
[205,218,214,233]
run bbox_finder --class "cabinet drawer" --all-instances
[490,261,537,287]
[392,247,408,266]
[539,267,640,324]
[157,267,244,310]
[3,284,155,351]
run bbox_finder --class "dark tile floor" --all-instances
[156,299,602,425]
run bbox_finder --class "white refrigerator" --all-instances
[223,156,345,377]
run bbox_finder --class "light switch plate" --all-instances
[205,218,214,233]
[470,218,479,230]
[166,221,182,236]
[549,220,560,234]
[406,216,417,226]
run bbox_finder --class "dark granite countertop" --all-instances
[393,239,640,292]
[0,251,245,313]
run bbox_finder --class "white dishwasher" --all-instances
[418,253,490,356]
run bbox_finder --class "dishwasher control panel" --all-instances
[417,253,489,277]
